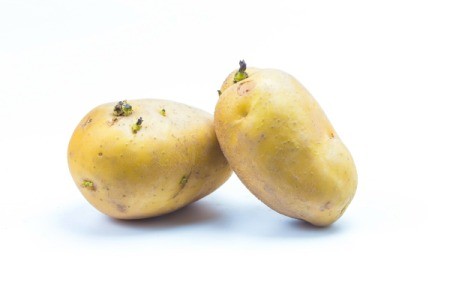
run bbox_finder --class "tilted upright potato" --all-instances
[215,61,357,226]
[68,99,232,219]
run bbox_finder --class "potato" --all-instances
[68,99,232,219]
[215,62,357,226]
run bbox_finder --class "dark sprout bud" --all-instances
[238,60,247,73]
[113,100,133,116]
[114,103,123,116]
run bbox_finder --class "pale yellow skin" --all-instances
[68,99,232,219]
[215,69,357,226]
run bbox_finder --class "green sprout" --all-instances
[180,175,188,185]
[233,60,248,83]
[132,117,143,133]
[82,180,95,190]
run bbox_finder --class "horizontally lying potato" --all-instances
[215,61,357,226]
[68,99,232,219]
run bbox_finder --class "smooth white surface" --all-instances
[1,0,449,299]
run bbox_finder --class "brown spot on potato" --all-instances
[258,133,266,142]
[237,80,256,96]
[98,152,103,157]
[320,201,331,211]
[82,117,92,128]
[107,117,119,126]
[116,203,127,213]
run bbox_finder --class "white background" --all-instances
[1,0,449,299]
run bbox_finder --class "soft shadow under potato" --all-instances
[109,201,223,229]
[57,200,224,237]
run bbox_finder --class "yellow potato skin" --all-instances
[215,69,357,226]
[68,99,232,219]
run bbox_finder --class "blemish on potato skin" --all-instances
[82,117,92,128]
[237,80,256,96]
[116,203,127,213]
[170,174,191,199]
[107,117,119,126]
[258,133,266,142]
[180,175,188,185]
[320,201,331,211]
